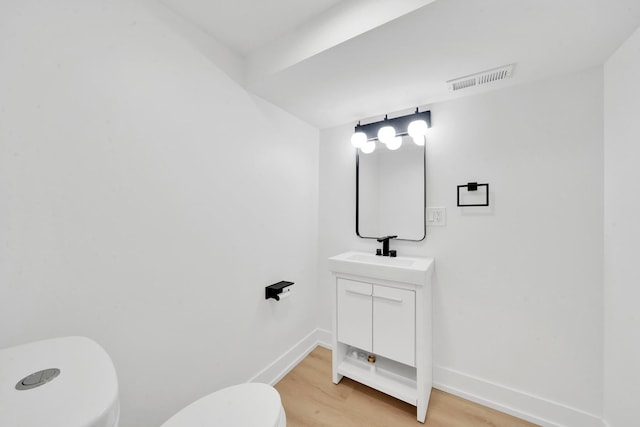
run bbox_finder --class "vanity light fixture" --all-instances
[360,140,376,154]
[386,136,403,150]
[351,108,431,153]
[350,127,367,148]
[377,116,396,144]
[408,118,428,146]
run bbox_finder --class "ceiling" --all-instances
[158,0,344,55]
[157,0,640,129]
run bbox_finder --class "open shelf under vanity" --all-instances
[337,346,417,405]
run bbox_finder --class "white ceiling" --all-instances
[157,0,640,129]
[159,0,344,55]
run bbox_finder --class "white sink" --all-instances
[328,251,434,285]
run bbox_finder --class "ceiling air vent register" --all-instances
[447,64,514,91]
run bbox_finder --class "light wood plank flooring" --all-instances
[275,347,538,427]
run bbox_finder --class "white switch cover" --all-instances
[427,207,446,226]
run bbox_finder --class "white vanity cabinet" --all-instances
[329,251,434,423]
[372,284,416,367]
[337,279,416,367]
[336,279,373,352]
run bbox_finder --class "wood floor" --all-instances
[275,347,538,427]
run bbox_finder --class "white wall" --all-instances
[603,27,640,427]
[319,68,604,426]
[0,1,318,426]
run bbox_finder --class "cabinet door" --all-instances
[373,285,415,367]
[337,278,372,351]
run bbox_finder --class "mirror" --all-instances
[356,135,426,241]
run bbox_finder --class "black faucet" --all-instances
[376,235,398,257]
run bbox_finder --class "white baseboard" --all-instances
[251,330,605,427]
[315,328,332,349]
[433,366,603,427]
[247,328,332,386]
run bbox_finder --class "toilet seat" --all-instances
[161,383,285,427]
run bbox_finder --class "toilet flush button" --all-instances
[15,368,60,390]
[21,372,43,386]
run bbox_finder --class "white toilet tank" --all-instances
[0,336,120,427]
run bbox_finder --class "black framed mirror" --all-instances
[356,135,426,241]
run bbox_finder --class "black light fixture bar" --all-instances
[355,110,431,140]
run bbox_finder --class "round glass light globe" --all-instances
[408,119,428,139]
[377,125,396,144]
[360,140,376,154]
[412,135,425,146]
[386,136,402,150]
[350,131,367,148]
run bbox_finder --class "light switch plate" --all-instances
[427,207,446,226]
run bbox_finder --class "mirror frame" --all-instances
[355,142,426,242]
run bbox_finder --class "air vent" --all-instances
[447,64,514,91]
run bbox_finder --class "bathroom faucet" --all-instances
[376,235,398,257]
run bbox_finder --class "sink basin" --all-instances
[345,253,415,267]
[328,251,434,285]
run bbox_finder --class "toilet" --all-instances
[161,382,286,427]
[0,337,286,427]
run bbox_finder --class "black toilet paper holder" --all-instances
[265,281,294,301]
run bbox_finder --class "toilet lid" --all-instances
[161,383,283,427]
[0,336,119,427]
